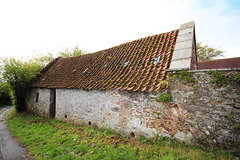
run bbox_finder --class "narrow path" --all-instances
[0,106,29,160]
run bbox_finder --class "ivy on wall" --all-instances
[171,70,195,83]
[234,73,240,83]
[208,71,229,87]
[156,93,171,102]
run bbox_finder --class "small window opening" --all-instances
[35,92,39,103]
[153,55,162,64]
[65,114,67,119]
[88,121,92,126]
[123,61,129,67]
[130,132,135,138]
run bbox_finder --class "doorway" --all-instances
[50,89,56,118]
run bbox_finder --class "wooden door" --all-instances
[50,89,56,118]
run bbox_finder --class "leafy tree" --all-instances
[1,58,42,112]
[197,42,224,62]
[1,46,87,111]
[0,82,12,106]
[58,46,87,58]
[32,53,55,68]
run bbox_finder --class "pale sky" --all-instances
[0,0,239,60]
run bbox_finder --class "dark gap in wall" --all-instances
[88,121,92,126]
[130,132,135,138]
[35,92,39,103]
[65,114,67,119]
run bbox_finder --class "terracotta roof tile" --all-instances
[32,29,179,92]
[198,57,240,70]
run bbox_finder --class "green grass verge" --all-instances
[6,110,234,160]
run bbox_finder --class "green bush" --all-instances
[179,70,195,83]
[156,93,171,102]
[1,47,87,112]
[58,45,87,57]
[233,124,240,130]
[0,82,12,106]
[172,75,178,79]
[227,114,234,120]
[2,58,42,112]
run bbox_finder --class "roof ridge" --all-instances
[198,57,240,63]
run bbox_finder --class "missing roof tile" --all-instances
[83,68,88,73]
[153,55,162,64]
[123,61,129,67]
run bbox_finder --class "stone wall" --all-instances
[26,88,51,117]
[26,87,194,140]
[168,70,240,152]
[26,70,240,153]
[55,89,177,139]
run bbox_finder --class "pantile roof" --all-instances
[32,29,179,92]
[198,57,240,70]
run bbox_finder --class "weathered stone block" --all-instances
[176,32,193,42]
[180,21,195,30]
[222,99,235,105]
[215,104,233,110]
[178,28,193,35]
[235,103,240,109]
[171,48,192,60]
[169,58,191,70]
[174,40,192,50]
[226,93,239,99]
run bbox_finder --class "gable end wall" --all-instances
[26,88,51,117]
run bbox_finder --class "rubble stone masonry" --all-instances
[168,70,240,153]
[26,70,240,153]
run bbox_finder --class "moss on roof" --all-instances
[32,29,179,92]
